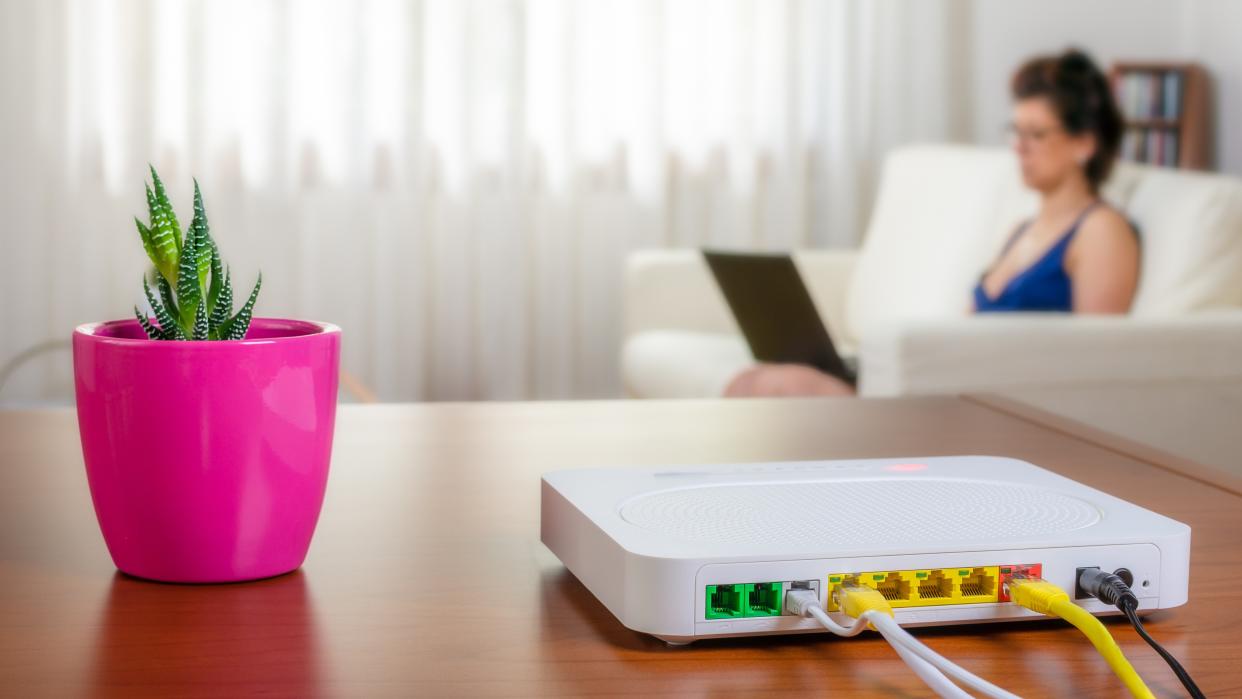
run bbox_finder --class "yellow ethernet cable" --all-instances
[837,584,892,628]
[1007,577,1155,699]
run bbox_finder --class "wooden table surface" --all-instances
[1,397,1239,698]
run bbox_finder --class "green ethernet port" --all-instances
[873,572,912,603]
[746,582,783,617]
[705,584,746,619]
[915,570,953,602]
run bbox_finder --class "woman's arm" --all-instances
[1066,207,1141,314]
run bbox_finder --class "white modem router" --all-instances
[540,455,1190,644]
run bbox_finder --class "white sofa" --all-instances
[622,144,1242,398]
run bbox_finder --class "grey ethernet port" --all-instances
[782,580,821,615]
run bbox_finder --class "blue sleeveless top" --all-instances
[973,203,1100,313]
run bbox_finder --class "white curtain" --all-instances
[0,0,966,403]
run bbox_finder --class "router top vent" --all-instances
[618,478,1101,548]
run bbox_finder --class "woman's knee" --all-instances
[724,363,855,397]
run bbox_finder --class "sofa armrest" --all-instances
[859,311,1242,397]
[622,248,860,347]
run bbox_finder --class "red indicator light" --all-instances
[885,463,927,472]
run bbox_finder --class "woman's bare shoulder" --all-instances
[1078,204,1137,242]
[1072,204,1139,260]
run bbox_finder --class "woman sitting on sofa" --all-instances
[726,49,1140,398]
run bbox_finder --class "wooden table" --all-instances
[2,397,1239,697]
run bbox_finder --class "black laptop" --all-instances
[703,250,856,386]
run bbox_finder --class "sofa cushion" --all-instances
[1126,169,1242,314]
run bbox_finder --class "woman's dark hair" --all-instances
[1011,49,1125,191]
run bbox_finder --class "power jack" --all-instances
[1075,566,1135,599]
[1074,567,1097,599]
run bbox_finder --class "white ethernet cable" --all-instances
[786,589,1021,699]
[891,639,974,699]
[787,592,968,698]
[868,613,1021,699]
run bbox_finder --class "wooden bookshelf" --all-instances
[1110,62,1211,170]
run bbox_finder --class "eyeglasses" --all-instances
[1004,123,1065,145]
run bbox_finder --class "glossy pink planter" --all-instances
[73,318,340,583]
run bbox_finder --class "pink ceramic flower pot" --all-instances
[73,318,341,583]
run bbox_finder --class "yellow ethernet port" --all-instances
[915,570,953,602]
[825,574,858,612]
[956,567,999,603]
[871,572,912,603]
[827,565,1003,610]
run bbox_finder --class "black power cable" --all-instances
[1077,568,1206,699]
[1119,600,1205,699]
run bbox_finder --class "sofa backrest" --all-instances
[843,144,1242,342]
[1127,167,1242,314]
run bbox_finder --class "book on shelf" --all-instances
[1116,70,1183,121]
[1163,72,1181,121]
[1122,127,1179,167]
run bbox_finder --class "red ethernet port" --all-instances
[998,563,1042,602]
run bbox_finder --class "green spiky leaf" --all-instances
[135,218,157,267]
[190,179,211,293]
[191,300,209,340]
[176,214,201,328]
[144,182,180,285]
[148,166,182,253]
[157,274,179,324]
[206,238,223,316]
[143,276,184,339]
[221,272,261,340]
[197,235,211,294]
[210,266,233,332]
[134,306,165,340]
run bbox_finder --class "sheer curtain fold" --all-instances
[0,0,966,403]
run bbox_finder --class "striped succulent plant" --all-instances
[132,167,261,341]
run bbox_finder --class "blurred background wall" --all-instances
[0,0,1233,404]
